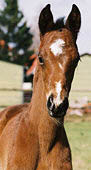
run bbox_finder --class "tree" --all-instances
[0,0,33,65]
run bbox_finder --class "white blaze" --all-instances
[50,39,65,56]
[54,81,62,106]
[59,63,63,71]
[46,82,62,108]
[46,90,52,101]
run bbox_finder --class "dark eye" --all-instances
[38,56,44,65]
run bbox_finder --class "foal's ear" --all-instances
[65,4,81,41]
[38,4,54,36]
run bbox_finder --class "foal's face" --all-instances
[38,4,81,117]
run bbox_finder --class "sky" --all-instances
[0,0,91,54]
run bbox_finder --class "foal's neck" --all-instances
[29,68,71,165]
[30,67,64,137]
[29,68,47,124]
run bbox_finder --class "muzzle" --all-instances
[47,95,69,118]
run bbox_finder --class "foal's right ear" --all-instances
[38,4,54,36]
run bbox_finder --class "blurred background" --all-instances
[0,1,91,169]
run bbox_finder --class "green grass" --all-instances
[65,116,91,170]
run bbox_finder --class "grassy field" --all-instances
[65,115,91,170]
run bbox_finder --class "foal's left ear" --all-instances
[38,4,54,36]
[65,4,81,41]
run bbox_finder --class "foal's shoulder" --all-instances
[0,103,29,135]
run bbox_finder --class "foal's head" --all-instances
[37,4,81,118]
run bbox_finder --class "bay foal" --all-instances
[0,4,81,170]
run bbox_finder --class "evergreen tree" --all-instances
[0,0,33,65]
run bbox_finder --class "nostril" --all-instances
[47,95,53,109]
[47,94,54,111]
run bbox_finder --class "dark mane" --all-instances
[53,17,65,31]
